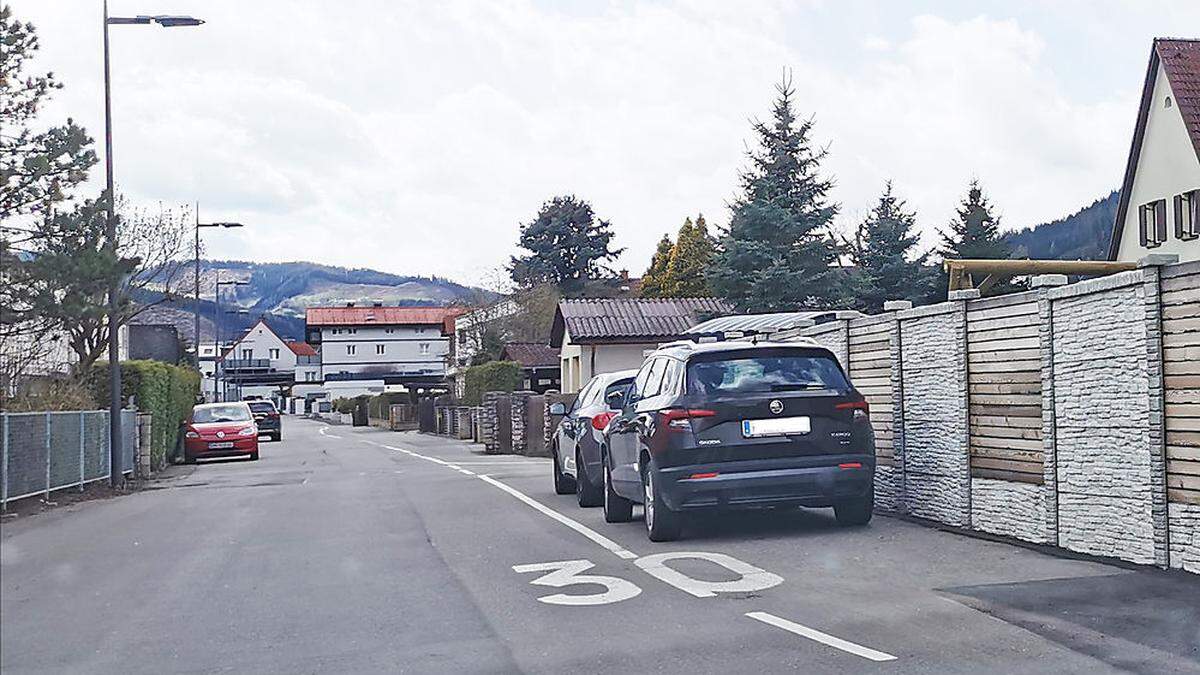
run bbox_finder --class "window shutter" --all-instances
[1139,205,1148,246]
[1176,195,1185,239]
[1156,200,1167,243]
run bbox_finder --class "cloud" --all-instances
[11,1,1173,285]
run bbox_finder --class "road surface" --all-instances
[2,418,1197,674]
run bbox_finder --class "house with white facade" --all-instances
[549,297,732,393]
[219,320,317,401]
[304,304,463,389]
[1109,38,1200,262]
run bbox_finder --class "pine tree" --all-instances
[664,214,715,297]
[509,195,623,295]
[938,180,1018,297]
[640,233,674,298]
[707,74,844,312]
[846,182,937,312]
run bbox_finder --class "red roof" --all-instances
[305,306,466,334]
[286,341,317,356]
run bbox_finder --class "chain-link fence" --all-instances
[1,410,137,508]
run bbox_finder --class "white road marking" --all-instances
[318,426,341,439]
[745,611,897,662]
[512,560,641,606]
[478,475,639,560]
[635,552,783,598]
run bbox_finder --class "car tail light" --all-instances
[592,412,616,431]
[838,462,862,469]
[687,472,719,480]
[660,408,715,431]
[835,399,870,422]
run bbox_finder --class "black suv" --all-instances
[601,340,875,541]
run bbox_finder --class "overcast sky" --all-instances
[14,1,1199,286]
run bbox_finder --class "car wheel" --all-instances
[643,460,681,542]
[274,433,282,442]
[834,488,874,526]
[250,450,260,461]
[552,445,576,495]
[576,450,603,507]
[602,459,633,523]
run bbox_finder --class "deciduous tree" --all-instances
[665,214,715,297]
[640,234,674,298]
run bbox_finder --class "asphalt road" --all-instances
[2,418,1197,674]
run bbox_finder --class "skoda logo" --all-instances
[216,431,225,438]
[769,400,784,415]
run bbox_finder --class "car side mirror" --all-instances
[605,390,624,410]
[548,402,567,416]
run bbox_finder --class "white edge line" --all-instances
[364,437,639,560]
[745,611,897,662]
[477,475,638,560]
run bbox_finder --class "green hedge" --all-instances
[332,397,358,414]
[462,360,523,405]
[90,360,200,466]
[368,392,409,420]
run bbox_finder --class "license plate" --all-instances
[742,416,811,437]
[209,441,235,449]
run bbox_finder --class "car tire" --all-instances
[834,488,874,526]
[643,460,681,542]
[250,451,260,461]
[602,459,633,523]
[184,455,197,465]
[553,445,576,495]
[274,433,282,442]
[576,450,603,507]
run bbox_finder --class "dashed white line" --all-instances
[745,612,897,662]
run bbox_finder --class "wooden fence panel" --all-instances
[1163,263,1200,505]
[966,292,1044,483]
[847,316,895,465]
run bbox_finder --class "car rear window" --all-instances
[193,404,252,423]
[686,349,849,395]
[248,401,276,413]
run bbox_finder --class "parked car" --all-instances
[182,402,260,463]
[548,370,637,507]
[602,339,875,541]
[247,399,282,441]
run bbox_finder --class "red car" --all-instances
[183,402,260,463]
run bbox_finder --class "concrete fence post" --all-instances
[1139,254,1177,567]
[1,414,7,511]
[79,411,86,492]
[1032,274,1068,547]
[883,300,913,514]
[44,413,51,500]
[948,288,980,528]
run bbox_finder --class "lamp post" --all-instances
[103,2,203,487]
[214,280,248,402]
[194,204,243,369]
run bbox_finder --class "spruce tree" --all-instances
[938,180,1018,297]
[707,74,843,312]
[640,233,674,298]
[846,182,937,312]
[665,214,715,297]
[509,195,623,295]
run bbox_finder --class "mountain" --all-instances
[1003,191,1118,260]
[141,260,491,343]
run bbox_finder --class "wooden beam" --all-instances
[942,259,1138,276]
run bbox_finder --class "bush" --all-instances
[2,377,97,412]
[333,397,357,414]
[462,360,523,405]
[368,392,409,420]
[89,360,200,466]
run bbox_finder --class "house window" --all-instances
[385,328,394,334]
[1176,190,1199,240]
[376,344,386,355]
[419,342,430,355]
[1139,199,1167,247]
[241,349,252,360]
[416,327,425,334]
[305,371,316,382]
[348,328,357,334]
[269,348,280,359]
[1166,96,1173,108]
[331,329,339,335]
[346,345,356,355]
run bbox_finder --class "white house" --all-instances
[218,320,317,401]
[1109,38,1200,262]
[549,297,732,393]
[304,304,463,387]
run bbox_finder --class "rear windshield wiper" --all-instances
[770,383,826,391]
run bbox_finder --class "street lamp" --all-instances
[214,280,248,402]
[194,203,244,369]
[103,0,203,486]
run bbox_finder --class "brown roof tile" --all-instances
[1157,38,1200,157]
[500,342,560,368]
[550,297,733,346]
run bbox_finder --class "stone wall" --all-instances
[510,391,531,454]
[1050,272,1157,564]
[898,303,969,526]
[971,478,1049,543]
